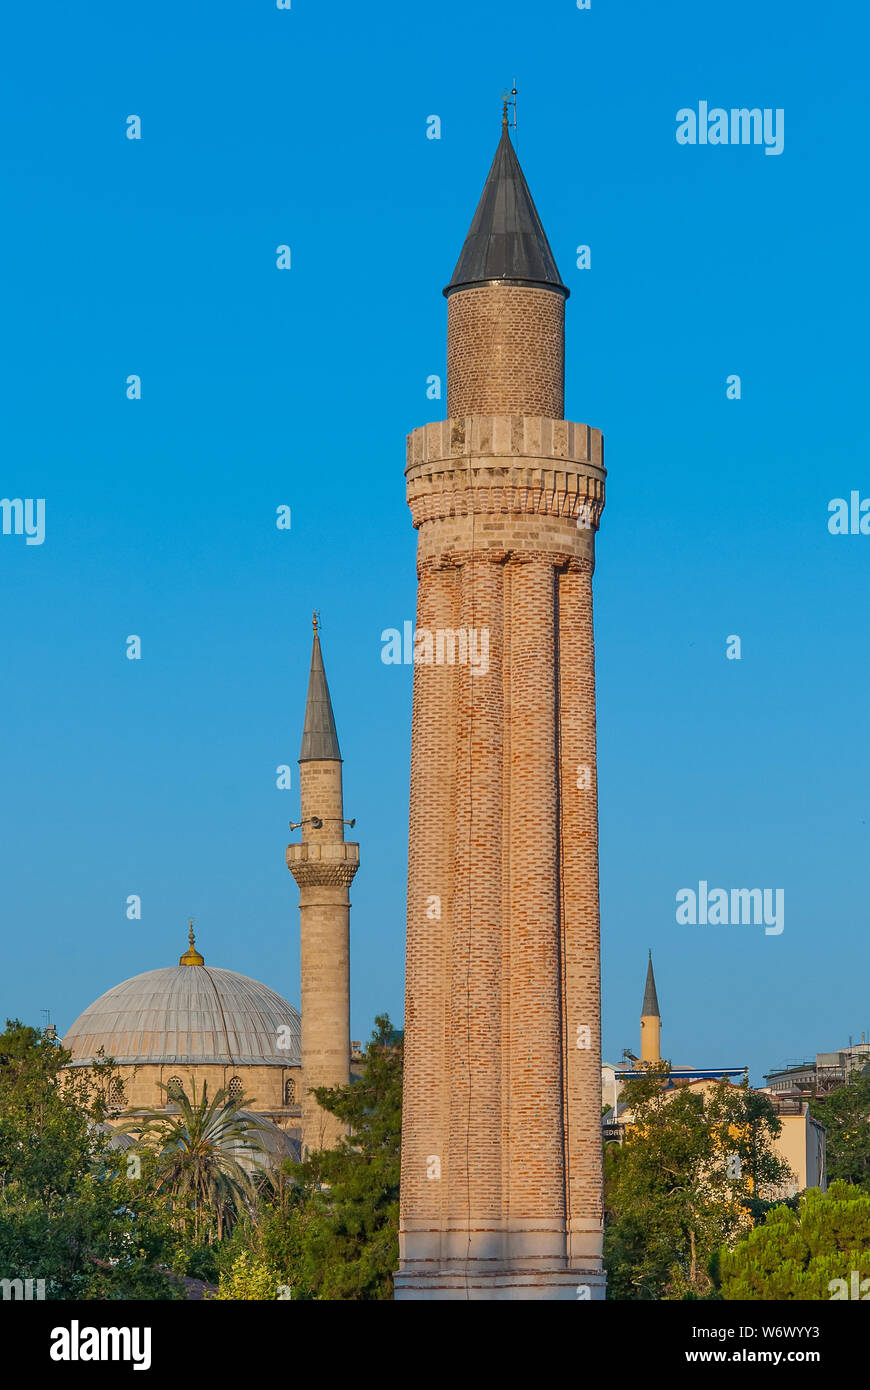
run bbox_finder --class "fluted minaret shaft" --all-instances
[287,626,359,1155]
[397,122,607,1300]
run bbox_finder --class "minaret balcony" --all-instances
[286,840,360,888]
[287,841,359,867]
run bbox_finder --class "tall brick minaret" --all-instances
[286,616,359,1155]
[395,111,607,1300]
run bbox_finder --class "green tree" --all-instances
[0,1019,179,1299]
[809,1073,870,1188]
[716,1181,870,1299]
[128,1080,265,1243]
[280,1014,402,1300]
[604,1073,792,1300]
[231,1014,402,1301]
[210,1250,278,1300]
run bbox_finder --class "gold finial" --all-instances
[179,918,204,967]
[312,610,319,634]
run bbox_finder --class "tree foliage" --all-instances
[809,1073,870,1189]
[716,1181,870,1299]
[604,1073,792,1299]
[215,1014,402,1301]
[0,1019,179,1299]
[127,1080,266,1243]
[210,1250,277,1300]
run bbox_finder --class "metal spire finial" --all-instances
[500,83,518,135]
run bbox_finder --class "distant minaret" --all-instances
[397,106,607,1300]
[286,616,359,1155]
[640,952,661,1065]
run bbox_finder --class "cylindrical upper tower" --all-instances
[443,119,568,419]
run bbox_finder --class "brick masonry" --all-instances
[447,284,565,419]
[396,287,607,1299]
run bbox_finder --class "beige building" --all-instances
[397,111,607,1300]
[756,1096,827,1198]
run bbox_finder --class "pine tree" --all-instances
[716,1182,870,1299]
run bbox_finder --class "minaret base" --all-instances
[395,1268,606,1301]
[395,1225,606,1300]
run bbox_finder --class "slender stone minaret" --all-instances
[286,616,359,1155]
[640,952,662,1065]
[396,111,607,1300]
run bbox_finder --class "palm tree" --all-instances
[123,1080,268,1242]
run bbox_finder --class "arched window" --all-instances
[284,1077,296,1105]
[108,1078,124,1107]
[227,1075,244,1100]
[166,1076,184,1102]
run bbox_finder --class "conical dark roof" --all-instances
[299,629,341,762]
[444,125,568,299]
[642,952,660,1018]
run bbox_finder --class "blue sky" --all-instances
[1,0,868,1084]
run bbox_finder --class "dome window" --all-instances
[228,1075,244,1100]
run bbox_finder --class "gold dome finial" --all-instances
[179,919,204,967]
[312,609,319,634]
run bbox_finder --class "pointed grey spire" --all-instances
[299,620,341,762]
[642,951,660,1018]
[444,125,568,299]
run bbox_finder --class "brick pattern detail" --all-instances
[558,566,605,1254]
[447,286,565,419]
[448,556,504,1222]
[508,557,566,1219]
[400,561,458,1231]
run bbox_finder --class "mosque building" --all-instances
[61,621,355,1162]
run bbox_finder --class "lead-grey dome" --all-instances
[63,963,301,1068]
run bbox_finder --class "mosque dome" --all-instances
[63,927,301,1069]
